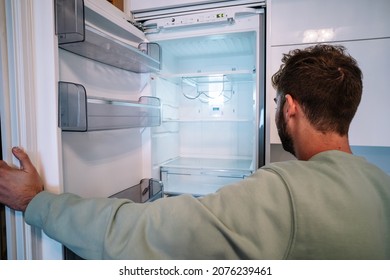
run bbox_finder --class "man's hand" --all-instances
[0,147,43,211]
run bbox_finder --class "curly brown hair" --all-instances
[271,44,362,136]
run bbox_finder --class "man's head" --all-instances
[271,44,363,156]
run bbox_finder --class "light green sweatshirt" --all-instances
[25,151,390,259]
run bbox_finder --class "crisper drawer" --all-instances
[161,164,253,196]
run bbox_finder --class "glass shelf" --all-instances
[161,156,253,171]
[162,118,253,122]
[160,156,254,196]
[159,70,255,84]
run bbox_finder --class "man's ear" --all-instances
[284,94,297,117]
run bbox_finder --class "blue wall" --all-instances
[351,146,390,175]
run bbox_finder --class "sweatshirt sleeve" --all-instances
[25,169,293,260]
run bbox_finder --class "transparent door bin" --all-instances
[58,81,161,131]
[55,0,161,73]
[109,178,164,203]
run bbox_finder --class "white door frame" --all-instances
[0,0,63,259]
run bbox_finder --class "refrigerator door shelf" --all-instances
[109,178,164,203]
[56,0,160,73]
[58,81,161,131]
[59,25,161,73]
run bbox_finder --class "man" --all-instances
[0,44,389,259]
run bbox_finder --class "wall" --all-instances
[351,146,390,176]
[267,0,390,172]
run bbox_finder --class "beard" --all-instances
[276,108,296,157]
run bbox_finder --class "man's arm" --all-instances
[25,171,293,260]
[1,147,293,259]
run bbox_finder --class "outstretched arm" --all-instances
[0,147,43,211]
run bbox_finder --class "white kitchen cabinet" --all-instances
[267,0,390,147]
[268,39,390,146]
[347,39,390,146]
[270,0,390,46]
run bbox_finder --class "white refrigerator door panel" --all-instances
[59,50,153,198]
[62,129,144,198]
[59,50,150,100]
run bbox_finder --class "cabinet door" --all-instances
[270,0,390,46]
[268,39,390,146]
[268,0,390,147]
[347,39,390,146]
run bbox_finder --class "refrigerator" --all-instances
[1,0,266,259]
[59,0,266,198]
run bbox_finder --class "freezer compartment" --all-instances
[55,0,161,73]
[160,157,253,196]
[58,81,161,131]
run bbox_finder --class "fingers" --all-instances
[0,160,9,169]
[12,146,35,173]
[0,147,44,211]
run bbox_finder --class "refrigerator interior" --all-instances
[57,0,263,198]
[150,29,260,196]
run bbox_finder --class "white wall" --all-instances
[267,0,390,170]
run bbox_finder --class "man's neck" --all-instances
[295,130,352,161]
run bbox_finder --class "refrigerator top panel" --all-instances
[128,0,265,20]
[143,7,263,37]
[144,6,262,42]
[143,7,260,75]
